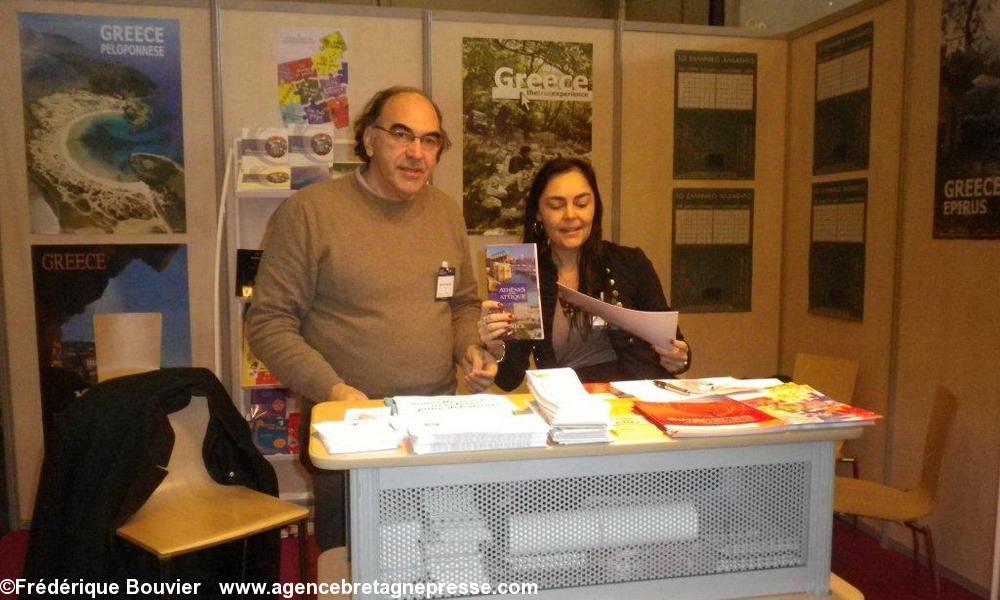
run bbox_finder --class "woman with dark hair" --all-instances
[480,157,690,390]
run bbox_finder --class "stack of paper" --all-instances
[390,394,518,419]
[390,394,550,454]
[312,417,404,454]
[526,368,613,444]
[406,413,550,454]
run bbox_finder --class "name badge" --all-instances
[435,261,455,301]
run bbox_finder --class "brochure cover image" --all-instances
[486,243,543,340]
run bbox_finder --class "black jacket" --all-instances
[495,241,689,391]
[24,368,279,595]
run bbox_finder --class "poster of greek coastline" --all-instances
[671,189,753,312]
[19,13,184,234]
[673,51,757,180]
[935,0,1000,239]
[462,37,593,235]
[277,29,349,127]
[32,244,191,438]
[809,179,867,321]
[813,22,873,175]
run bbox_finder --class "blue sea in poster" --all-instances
[20,12,185,234]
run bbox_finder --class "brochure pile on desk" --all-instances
[314,394,549,455]
[312,372,881,455]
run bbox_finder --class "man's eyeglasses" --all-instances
[372,124,444,152]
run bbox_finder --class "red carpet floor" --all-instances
[0,521,988,599]
[830,518,984,600]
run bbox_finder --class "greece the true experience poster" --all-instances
[19,13,185,234]
[462,38,593,235]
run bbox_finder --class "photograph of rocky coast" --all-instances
[19,13,184,234]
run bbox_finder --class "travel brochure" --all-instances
[632,398,786,437]
[236,125,358,195]
[485,244,543,340]
[731,383,882,429]
[313,375,881,455]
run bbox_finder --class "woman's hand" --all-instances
[478,300,514,346]
[653,339,690,375]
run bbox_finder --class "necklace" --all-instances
[558,296,578,320]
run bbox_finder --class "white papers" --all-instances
[391,394,549,454]
[407,413,550,455]
[557,283,679,349]
[312,418,404,454]
[390,394,517,418]
[526,368,613,444]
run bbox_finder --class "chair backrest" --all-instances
[159,396,215,488]
[93,312,162,382]
[792,352,859,404]
[916,387,959,498]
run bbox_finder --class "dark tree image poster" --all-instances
[671,189,753,312]
[462,38,593,235]
[32,244,191,439]
[813,22,873,175]
[673,51,757,180]
[935,0,1000,239]
[809,179,867,321]
[19,13,185,234]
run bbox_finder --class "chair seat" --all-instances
[117,482,309,558]
[834,476,933,523]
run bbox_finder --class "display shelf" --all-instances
[223,136,324,498]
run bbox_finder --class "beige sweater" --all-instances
[246,172,481,402]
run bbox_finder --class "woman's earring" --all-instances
[533,220,545,239]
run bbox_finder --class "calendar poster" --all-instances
[673,51,757,180]
[813,23,873,175]
[671,188,753,312]
[809,179,867,320]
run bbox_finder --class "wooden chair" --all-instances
[116,396,310,585]
[792,352,860,478]
[834,386,959,599]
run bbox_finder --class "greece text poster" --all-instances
[809,179,867,321]
[19,13,184,234]
[32,244,191,439]
[462,38,593,235]
[671,189,753,312]
[935,1,1000,239]
[674,51,757,180]
[277,29,349,127]
[813,23,873,175]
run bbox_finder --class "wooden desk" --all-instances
[311,397,863,600]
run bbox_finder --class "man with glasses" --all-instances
[247,86,497,550]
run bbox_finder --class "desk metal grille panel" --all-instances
[377,462,809,597]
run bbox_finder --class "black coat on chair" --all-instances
[24,367,279,594]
